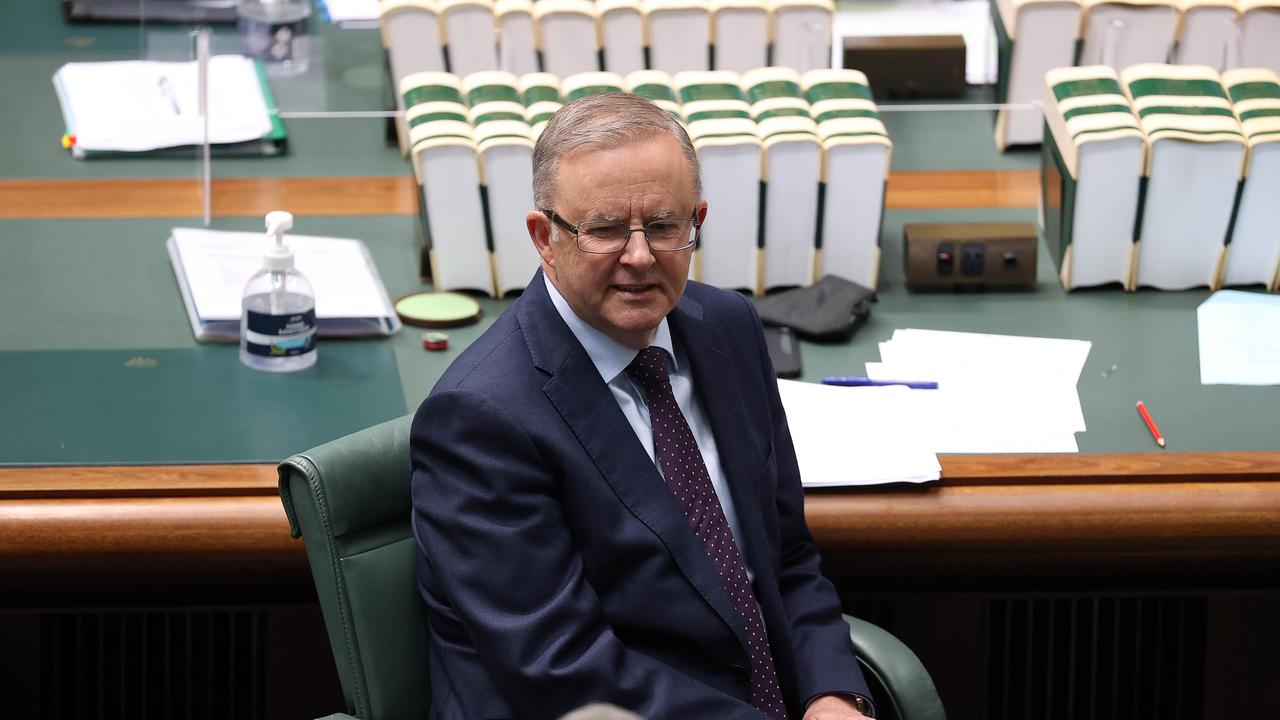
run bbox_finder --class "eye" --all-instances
[647,221,680,236]
[582,223,626,241]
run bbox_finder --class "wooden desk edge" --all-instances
[3,451,1276,497]
[1,452,1277,597]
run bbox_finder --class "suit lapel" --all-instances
[670,297,800,691]
[519,275,749,648]
[668,298,777,598]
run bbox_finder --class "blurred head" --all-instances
[526,93,707,350]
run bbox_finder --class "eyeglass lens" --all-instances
[578,219,696,252]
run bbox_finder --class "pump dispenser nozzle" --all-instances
[264,210,295,272]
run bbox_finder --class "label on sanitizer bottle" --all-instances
[243,307,316,357]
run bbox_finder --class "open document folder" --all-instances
[167,227,401,342]
[778,380,942,487]
[52,55,285,158]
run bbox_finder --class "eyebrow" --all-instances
[580,208,681,225]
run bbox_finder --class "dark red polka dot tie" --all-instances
[626,346,788,720]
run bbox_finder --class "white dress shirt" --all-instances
[543,275,752,578]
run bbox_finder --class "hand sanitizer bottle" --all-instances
[240,211,317,372]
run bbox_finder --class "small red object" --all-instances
[1136,400,1165,448]
[421,332,449,351]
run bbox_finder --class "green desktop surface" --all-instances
[878,89,1042,172]
[1,211,1276,466]
[0,215,504,456]
[0,344,406,465]
[1,3,1273,465]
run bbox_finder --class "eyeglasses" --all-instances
[540,208,700,255]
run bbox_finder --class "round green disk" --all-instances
[394,292,483,328]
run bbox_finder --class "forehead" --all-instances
[556,134,695,211]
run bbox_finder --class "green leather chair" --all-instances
[279,415,946,720]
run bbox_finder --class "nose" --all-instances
[618,226,656,269]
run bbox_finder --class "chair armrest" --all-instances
[844,615,946,720]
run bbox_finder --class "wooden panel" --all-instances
[2,455,1279,600]
[885,169,1040,209]
[806,480,1280,548]
[937,451,1280,485]
[0,170,1039,220]
[0,494,308,605]
[0,496,298,567]
[0,464,279,498]
[7,450,1274,496]
[208,176,419,217]
[0,177,419,219]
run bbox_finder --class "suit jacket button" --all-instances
[729,663,749,678]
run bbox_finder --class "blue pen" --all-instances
[821,376,939,390]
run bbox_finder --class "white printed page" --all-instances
[866,328,1092,453]
[777,380,942,487]
[1198,291,1280,385]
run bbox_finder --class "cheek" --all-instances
[568,259,614,299]
[659,256,691,288]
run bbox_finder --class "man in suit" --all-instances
[411,92,873,720]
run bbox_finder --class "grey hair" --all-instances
[532,92,702,213]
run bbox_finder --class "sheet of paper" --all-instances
[1198,290,1280,385]
[777,380,941,486]
[53,56,272,152]
[171,227,392,321]
[865,328,1091,454]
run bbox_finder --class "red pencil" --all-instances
[1136,401,1165,448]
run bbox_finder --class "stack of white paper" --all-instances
[166,227,402,342]
[1198,291,1280,386]
[777,380,942,487]
[776,328,1091,486]
[868,329,1091,453]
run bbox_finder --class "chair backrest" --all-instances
[279,414,428,720]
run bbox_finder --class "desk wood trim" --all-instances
[4,451,1275,494]
[2,452,1278,602]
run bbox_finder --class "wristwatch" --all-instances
[850,694,875,717]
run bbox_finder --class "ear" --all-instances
[695,199,708,226]
[527,210,556,269]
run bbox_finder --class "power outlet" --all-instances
[904,222,1038,291]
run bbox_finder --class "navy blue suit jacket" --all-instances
[410,272,869,719]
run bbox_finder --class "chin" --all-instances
[604,308,668,337]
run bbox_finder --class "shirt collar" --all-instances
[542,272,676,384]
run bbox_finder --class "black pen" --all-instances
[157,75,181,114]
